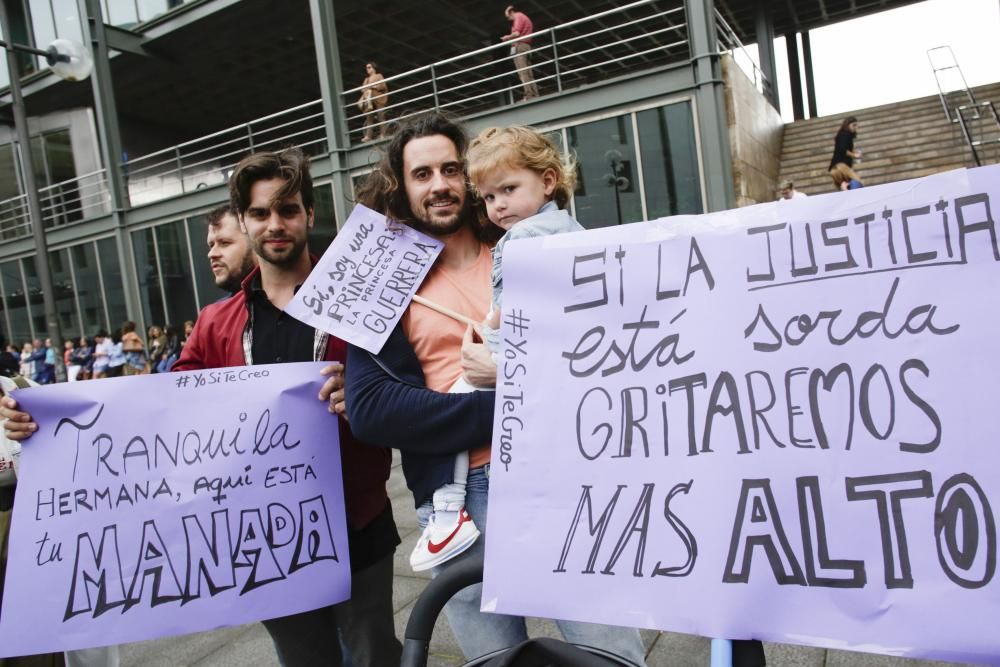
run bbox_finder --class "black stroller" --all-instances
[399,552,767,667]
[400,552,641,666]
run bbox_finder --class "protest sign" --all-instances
[285,204,443,353]
[0,362,348,655]
[483,165,1000,664]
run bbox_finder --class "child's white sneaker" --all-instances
[409,507,480,572]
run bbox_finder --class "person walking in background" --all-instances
[121,321,147,375]
[828,116,863,190]
[105,329,126,378]
[502,5,539,101]
[63,339,79,382]
[72,336,94,381]
[358,62,389,142]
[147,324,167,372]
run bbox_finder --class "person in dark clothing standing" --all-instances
[828,115,863,190]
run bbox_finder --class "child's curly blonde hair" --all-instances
[466,126,577,209]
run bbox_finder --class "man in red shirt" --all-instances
[502,5,539,100]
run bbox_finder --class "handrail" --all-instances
[110,0,688,210]
[341,0,675,96]
[122,99,323,166]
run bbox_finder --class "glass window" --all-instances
[131,228,165,329]
[567,115,643,229]
[41,130,80,226]
[97,237,129,329]
[137,0,169,23]
[154,221,198,325]
[71,242,107,336]
[0,261,31,345]
[104,0,138,27]
[21,258,45,338]
[0,144,19,200]
[308,183,337,258]
[51,0,83,41]
[50,248,81,340]
[637,102,704,218]
[186,214,229,308]
[28,0,57,55]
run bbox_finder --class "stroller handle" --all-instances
[401,552,485,667]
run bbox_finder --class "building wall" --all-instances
[722,55,784,207]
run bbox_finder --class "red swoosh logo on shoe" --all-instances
[427,510,472,554]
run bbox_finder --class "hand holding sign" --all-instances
[0,363,350,656]
[285,205,444,353]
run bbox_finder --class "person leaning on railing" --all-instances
[359,61,389,142]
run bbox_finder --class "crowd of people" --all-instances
[0,321,196,385]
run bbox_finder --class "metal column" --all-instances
[686,0,736,212]
[785,33,804,120]
[801,30,818,118]
[754,1,778,111]
[308,0,353,229]
[77,0,143,325]
[0,2,66,379]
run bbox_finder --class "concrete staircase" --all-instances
[778,82,1000,195]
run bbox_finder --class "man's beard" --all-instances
[254,234,308,268]
[215,254,257,293]
[409,197,471,237]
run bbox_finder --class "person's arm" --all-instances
[372,74,388,95]
[345,328,494,456]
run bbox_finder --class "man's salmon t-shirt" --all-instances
[402,242,494,468]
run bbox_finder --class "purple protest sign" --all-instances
[285,204,443,353]
[483,165,1000,665]
[0,362,349,656]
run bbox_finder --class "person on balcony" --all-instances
[358,62,389,142]
[501,5,539,101]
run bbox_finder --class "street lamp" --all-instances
[0,8,93,382]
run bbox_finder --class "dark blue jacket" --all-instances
[346,323,495,508]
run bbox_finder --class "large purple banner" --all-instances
[483,165,1000,664]
[0,362,349,656]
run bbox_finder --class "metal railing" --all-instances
[0,168,111,240]
[340,0,689,143]
[121,99,328,206]
[956,101,1000,167]
[714,9,768,96]
[110,0,694,209]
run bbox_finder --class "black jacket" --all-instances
[346,323,495,508]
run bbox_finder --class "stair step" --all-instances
[777,81,1000,198]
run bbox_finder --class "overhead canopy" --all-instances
[4,0,931,153]
[714,0,926,38]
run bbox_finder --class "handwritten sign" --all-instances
[286,204,443,353]
[0,362,349,656]
[483,165,1000,665]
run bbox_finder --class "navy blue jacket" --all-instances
[346,323,495,508]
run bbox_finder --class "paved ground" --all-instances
[119,453,965,667]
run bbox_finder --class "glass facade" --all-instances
[546,99,703,229]
[0,259,31,344]
[0,238,129,346]
[0,98,703,345]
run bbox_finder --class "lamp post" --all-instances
[0,7,92,382]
